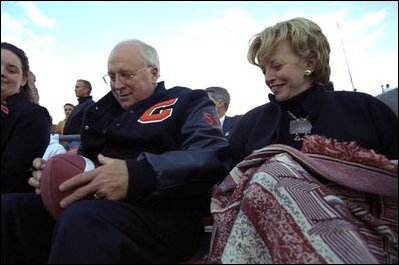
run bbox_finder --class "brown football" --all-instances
[40,154,94,219]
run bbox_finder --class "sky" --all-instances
[2,1,398,123]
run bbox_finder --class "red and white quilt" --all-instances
[205,135,397,264]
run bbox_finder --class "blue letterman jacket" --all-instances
[80,82,229,205]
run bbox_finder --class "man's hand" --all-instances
[59,154,129,208]
[28,158,47,195]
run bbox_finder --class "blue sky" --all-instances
[2,1,398,122]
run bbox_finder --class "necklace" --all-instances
[286,110,312,141]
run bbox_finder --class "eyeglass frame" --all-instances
[102,65,152,85]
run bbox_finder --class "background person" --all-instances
[54,103,74,135]
[205,86,242,140]
[27,70,39,104]
[63,79,94,151]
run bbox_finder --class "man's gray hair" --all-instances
[123,39,160,78]
[204,86,231,111]
[77,79,92,94]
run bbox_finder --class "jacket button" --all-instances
[95,106,99,110]
[116,123,121,127]
[84,125,89,130]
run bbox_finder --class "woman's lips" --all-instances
[271,84,284,94]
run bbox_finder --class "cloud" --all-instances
[18,1,56,28]
[2,4,397,122]
[262,7,396,96]
[321,8,396,95]
[154,6,397,117]
[155,7,267,116]
[2,4,64,121]
[1,12,24,41]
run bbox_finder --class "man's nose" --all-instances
[113,76,125,89]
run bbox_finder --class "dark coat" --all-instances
[222,115,242,140]
[1,93,51,193]
[80,82,229,207]
[63,96,95,135]
[230,83,398,167]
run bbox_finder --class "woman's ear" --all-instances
[21,76,28,88]
[306,54,316,71]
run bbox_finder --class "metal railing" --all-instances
[59,134,81,142]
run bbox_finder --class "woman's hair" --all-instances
[1,42,35,102]
[64,103,75,108]
[247,17,331,85]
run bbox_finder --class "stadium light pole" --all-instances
[337,20,357,92]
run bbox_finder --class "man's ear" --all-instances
[216,99,224,108]
[151,66,159,82]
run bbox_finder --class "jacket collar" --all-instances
[77,96,93,104]
[127,81,167,112]
[3,92,25,106]
[268,83,326,119]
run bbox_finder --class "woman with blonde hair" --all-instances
[230,17,396,165]
[206,18,397,264]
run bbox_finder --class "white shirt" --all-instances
[42,134,67,160]
[219,115,225,127]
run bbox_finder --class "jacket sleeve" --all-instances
[228,116,247,168]
[125,90,229,203]
[1,106,51,193]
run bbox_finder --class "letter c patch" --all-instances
[138,98,178,124]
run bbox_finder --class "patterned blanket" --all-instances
[204,136,398,264]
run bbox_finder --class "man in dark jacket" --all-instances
[205,86,242,140]
[2,39,229,264]
[63,79,94,150]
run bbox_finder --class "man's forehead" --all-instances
[108,45,143,69]
[110,42,140,59]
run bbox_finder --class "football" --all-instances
[40,153,95,220]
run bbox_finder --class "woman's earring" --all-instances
[304,69,312,76]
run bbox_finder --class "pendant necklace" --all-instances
[286,110,312,141]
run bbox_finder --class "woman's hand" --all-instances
[28,157,47,195]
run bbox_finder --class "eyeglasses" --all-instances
[103,66,151,85]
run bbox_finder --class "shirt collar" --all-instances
[78,96,93,104]
[219,115,226,126]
